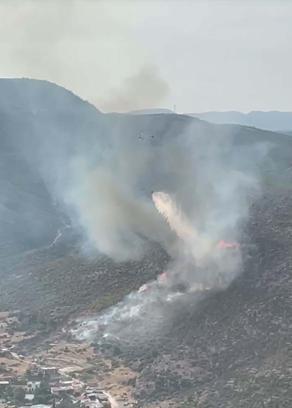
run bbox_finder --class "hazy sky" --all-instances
[0,0,291,112]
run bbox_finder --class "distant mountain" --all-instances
[129,108,174,115]
[283,130,292,136]
[188,110,292,131]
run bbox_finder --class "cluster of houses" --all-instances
[0,364,112,408]
[0,312,114,408]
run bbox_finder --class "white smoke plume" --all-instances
[64,156,172,261]
[73,276,204,346]
[68,119,265,344]
[62,120,261,274]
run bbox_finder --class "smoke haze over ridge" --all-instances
[100,65,169,113]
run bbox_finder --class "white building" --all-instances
[26,381,41,393]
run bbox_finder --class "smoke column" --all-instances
[71,119,264,344]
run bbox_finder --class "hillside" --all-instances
[0,78,292,407]
[0,78,101,252]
